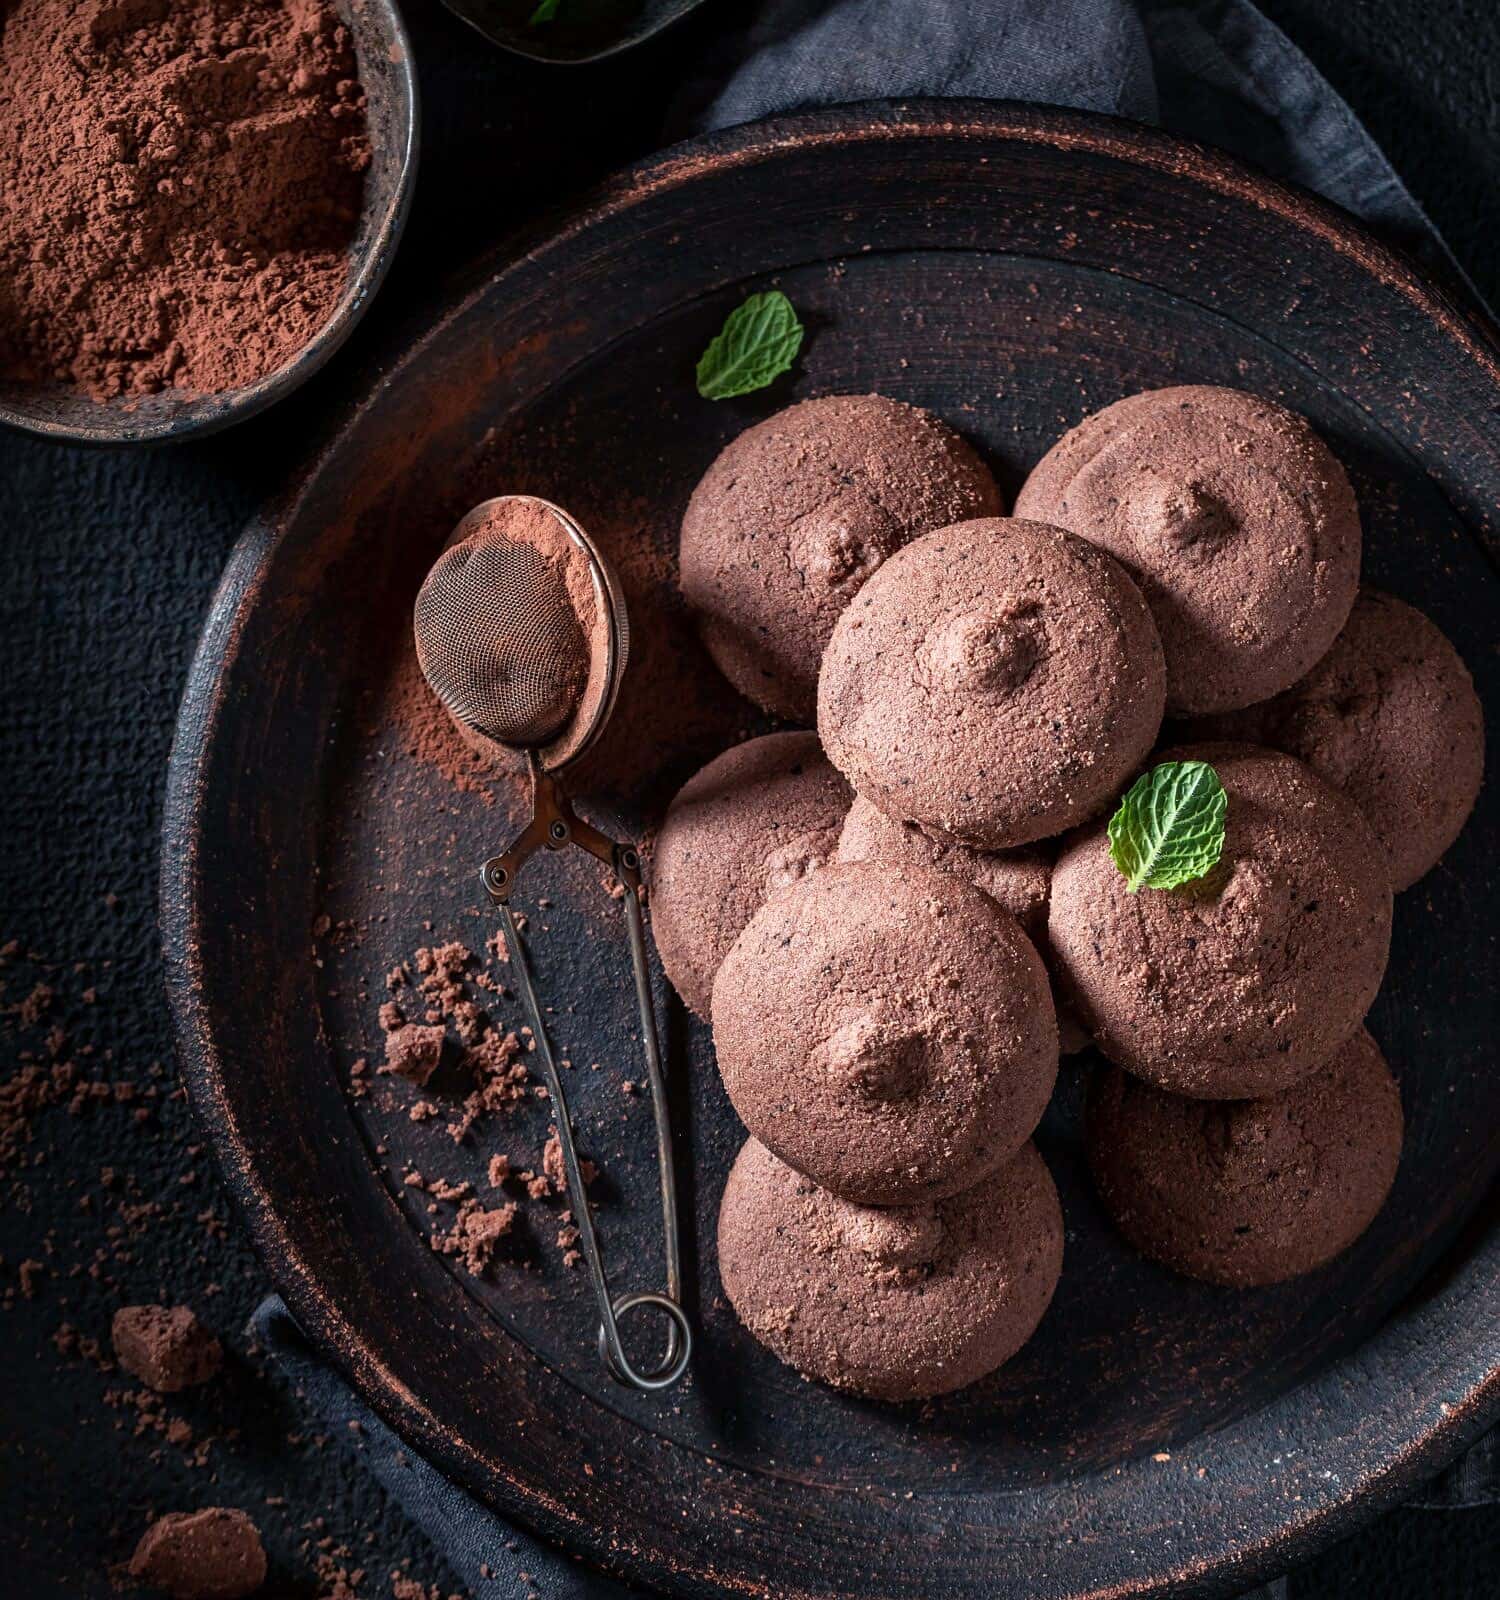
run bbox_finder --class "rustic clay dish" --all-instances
[163,102,1500,1598]
[0,0,417,448]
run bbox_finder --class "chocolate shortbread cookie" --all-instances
[718,1138,1063,1399]
[712,860,1057,1204]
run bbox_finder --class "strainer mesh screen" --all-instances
[414,536,589,746]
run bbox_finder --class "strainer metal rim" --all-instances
[439,494,630,773]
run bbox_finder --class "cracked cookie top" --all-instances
[1016,386,1362,714]
[817,517,1165,849]
[680,395,1001,722]
[1049,743,1392,1098]
[1087,1028,1402,1285]
[711,860,1057,1205]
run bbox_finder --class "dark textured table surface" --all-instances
[1,2,1497,1596]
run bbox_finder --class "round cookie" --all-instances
[650,732,851,1018]
[835,794,1052,937]
[1015,386,1361,714]
[680,394,1002,722]
[711,860,1057,1204]
[1087,1029,1402,1286]
[718,1137,1063,1400]
[1187,590,1483,890]
[817,518,1165,849]
[835,797,1091,1059]
[1049,744,1392,1099]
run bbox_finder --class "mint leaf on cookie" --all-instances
[1108,760,1227,893]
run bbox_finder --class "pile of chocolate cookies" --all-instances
[652,388,1483,1402]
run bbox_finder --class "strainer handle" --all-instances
[490,856,691,1393]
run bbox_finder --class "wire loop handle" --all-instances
[484,758,690,1393]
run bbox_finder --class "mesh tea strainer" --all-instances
[414,495,690,1392]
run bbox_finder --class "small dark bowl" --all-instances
[441,0,708,65]
[0,0,418,448]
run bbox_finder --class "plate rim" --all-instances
[162,98,1500,1600]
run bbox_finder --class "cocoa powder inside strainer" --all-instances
[419,498,609,768]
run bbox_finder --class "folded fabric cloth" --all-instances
[254,1298,646,1598]
[257,5,1492,1597]
[675,0,1478,302]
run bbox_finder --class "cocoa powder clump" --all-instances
[430,1199,517,1277]
[128,1507,267,1600]
[381,1023,444,1086]
[112,1304,223,1393]
[0,0,371,400]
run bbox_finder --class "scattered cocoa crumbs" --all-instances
[129,1507,267,1600]
[556,1212,582,1270]
[449,999,484,1044]
[52,1320,109,1367]
[542,1129,595,1192]
[1,953,145,1184]
[104,1382,221,1467]
[429,1200,517,1277]
[380,1024,444,1087]
[112,1304,223,1393]
[390,1573,462,1600]
[447,1030,527,1143]
[412,942,477,1023]
[486,1154,510,1188]
[312,1548,366,1599]
[13,982,53,1025]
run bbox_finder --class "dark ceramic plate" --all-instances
[441,0,707,64]
[163,103,1500,1599]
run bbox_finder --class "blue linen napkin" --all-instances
[255,5,1493,1595]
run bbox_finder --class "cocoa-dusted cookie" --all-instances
[1049,744,1392,1098]
[718,1137,1063,1400]
[835,794,1052,938]
[1187,590,1483,890]
[1087,1028,1402,1286]
[1016,386,1361,714]
[817,518,1164,849]
[650,732,851,1017]
[680,395,1001,721]
[835,796,1090,1059]
[712,860,1057,1204]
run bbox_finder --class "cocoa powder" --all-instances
[112,1303,223,1393]
[0,0,371,400]
[128,1507,267,1600]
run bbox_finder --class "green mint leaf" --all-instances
[695,290,804,400]
[530,0,562,22]
[1108,760,1227,894]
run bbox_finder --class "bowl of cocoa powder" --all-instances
[0,0,417,445]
